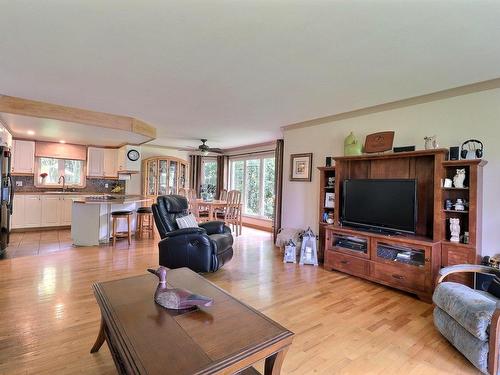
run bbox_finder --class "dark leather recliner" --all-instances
[152,195,233,273]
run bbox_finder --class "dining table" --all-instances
[195,199,242,236]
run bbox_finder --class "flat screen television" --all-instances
[342,179,417,234]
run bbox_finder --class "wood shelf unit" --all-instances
[320,149,487,299]
[440,159,486,285]
[317,166,336,262]
[323,149,444,301]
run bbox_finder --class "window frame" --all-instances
[201,157,218,189]
[228,152,275,221]
[34,157,86,188]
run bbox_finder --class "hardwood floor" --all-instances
[0,228,478,374]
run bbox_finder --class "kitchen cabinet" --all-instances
[11,140,35,174]
[117,145,141,172]
[22,195,42,228]
[87,147,118,177]
[87,147,104,177]
[11,195,26,229]
[41,195,60,226]
[11,194,80,229]
[60,196,74,225]
[103,149,117,177]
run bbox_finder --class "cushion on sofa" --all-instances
[433,282,497,341]
[176,214,199,229]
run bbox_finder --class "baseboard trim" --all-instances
[242,222,273,233]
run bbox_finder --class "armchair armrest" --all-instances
[437,264,500,284]
[164,227,207,238]
[198,221,228,235]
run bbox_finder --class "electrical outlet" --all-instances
[16,181,22,187]
[104,183,109,188]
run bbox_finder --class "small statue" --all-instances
[344,132,363,156]
[449,218,460,243]
[424,135,438,150]
[454,199,465,211]
[453,168,466,188]
[147,267,213,310]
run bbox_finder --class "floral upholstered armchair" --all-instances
[433,265,500,375]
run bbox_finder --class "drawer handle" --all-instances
[392,274,404,280]
[340,260,349,264]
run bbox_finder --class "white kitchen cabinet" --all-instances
[11,195,26,229]
[41,195,61,227]
[103,149,117,177]
[23,195,42,227]
[88,147,117,177]
[87,147,104,177]
[117,145,141,172]
[60,196,75,225]
[11,140,35,174]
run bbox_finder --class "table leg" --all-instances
[209,205,214,221]
[90,316,106,353]
[264,347,289,375]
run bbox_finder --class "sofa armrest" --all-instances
[164,227,207,238]
[437,264,500,284]
[198,221,228,235]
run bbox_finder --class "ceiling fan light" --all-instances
[201,150,209,156]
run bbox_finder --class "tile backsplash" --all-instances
[12,175,126,194]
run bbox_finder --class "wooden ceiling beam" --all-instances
[0,94,156,139]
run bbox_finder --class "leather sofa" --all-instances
[152,195,233,273]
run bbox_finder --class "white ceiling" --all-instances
[0,113,149,147]
[1,1,500,149]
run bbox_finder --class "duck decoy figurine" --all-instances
[147,267,213,310]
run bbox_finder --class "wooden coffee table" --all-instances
[90,268,294,374]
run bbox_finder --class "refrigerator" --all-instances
[0,147,13,254]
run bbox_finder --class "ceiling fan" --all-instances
[196,139,223,156]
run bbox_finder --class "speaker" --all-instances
[449,146,460,161]
[325,157,332,167]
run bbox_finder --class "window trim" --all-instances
[34,157,87,189]
[228,152,275,220]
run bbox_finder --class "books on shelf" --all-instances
[325,192,335,208]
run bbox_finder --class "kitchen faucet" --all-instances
[58,175,66,192]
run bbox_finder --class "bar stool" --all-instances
[111,210,133,246]
[136,206,154,239]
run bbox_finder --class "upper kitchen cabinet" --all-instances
[11,140,35,175]
[117,145,141,173]
[87,147,118,178]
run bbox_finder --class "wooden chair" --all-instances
[219,189,228,201]
[178,188,188,197]
[219,190,242,236]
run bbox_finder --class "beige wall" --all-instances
[126,145,190,195]
[282,88,500,256]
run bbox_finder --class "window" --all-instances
[37,157,85,187]
[201,158,218,189]
[229,153,275,219]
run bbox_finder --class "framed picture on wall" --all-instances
[290,153,313,181]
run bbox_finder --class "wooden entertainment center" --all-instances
[318,149,486,301]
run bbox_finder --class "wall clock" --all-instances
[127,149,140,161]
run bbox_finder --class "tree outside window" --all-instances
[202,159,217,190]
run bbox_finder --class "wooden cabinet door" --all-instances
[24,195,42,227]
[11,195,25,229]
[87,147,104,177]
[103,149,117,177]
[441,243,476,285]
[41,196,61,226]
[12,140,35,174]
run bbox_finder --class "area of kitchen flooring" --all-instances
[3,230,74,259]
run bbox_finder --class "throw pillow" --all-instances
[176,214,199,229]
[487,276,500,299]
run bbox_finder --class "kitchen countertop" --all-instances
[15,191,123,195]
[72,195,152,204]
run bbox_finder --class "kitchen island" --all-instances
[71,195,152,246]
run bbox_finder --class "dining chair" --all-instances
[222,190,242,236]
[219,189,228,201]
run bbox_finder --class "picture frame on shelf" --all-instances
[290,153,313,181]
